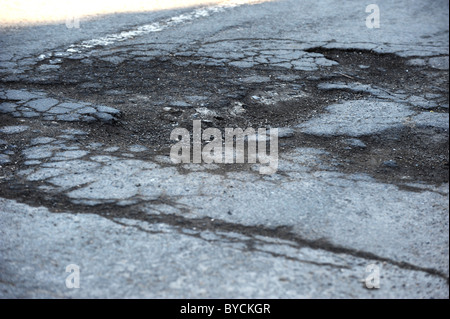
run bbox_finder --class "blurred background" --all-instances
[0,0,232,26]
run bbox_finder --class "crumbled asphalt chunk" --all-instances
[24,160,42,166]
[0,103,16,113]
[413,112,449,129]
[383,160,399,168]
[26,98,59,112]
[5,90,36,101]
[343,138,367,149]
[94,112,115,122]
[297,101,415,137]
[128,145,148,152]
[22,145,58,159]
[56,114,80,121]
[0,154,10,164]
[0,125,29,134]
[48,106,73,114]
[96,105,121,114]
[170,101,191,108]
[31,137,56,145]
[428,56,449,70]
[277,128,295,138]
[1,90,121,122]
[58,102,84,110]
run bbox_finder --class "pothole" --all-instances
[1,48,448,199]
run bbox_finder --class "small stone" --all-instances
[343,138,367,149]
[80,59,93,65]
[49,59,63,65]
[104,146,120,152]
[383,160,399,168]
[95,112,115,122]
[88,143,104,149]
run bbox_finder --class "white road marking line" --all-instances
[66,0,265,54]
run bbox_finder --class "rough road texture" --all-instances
[0,0,448,298]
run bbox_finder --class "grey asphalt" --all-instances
[0,0,449,298]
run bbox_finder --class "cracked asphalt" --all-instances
[0,0,449,298]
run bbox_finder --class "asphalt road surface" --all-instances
[0,0,449,298]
